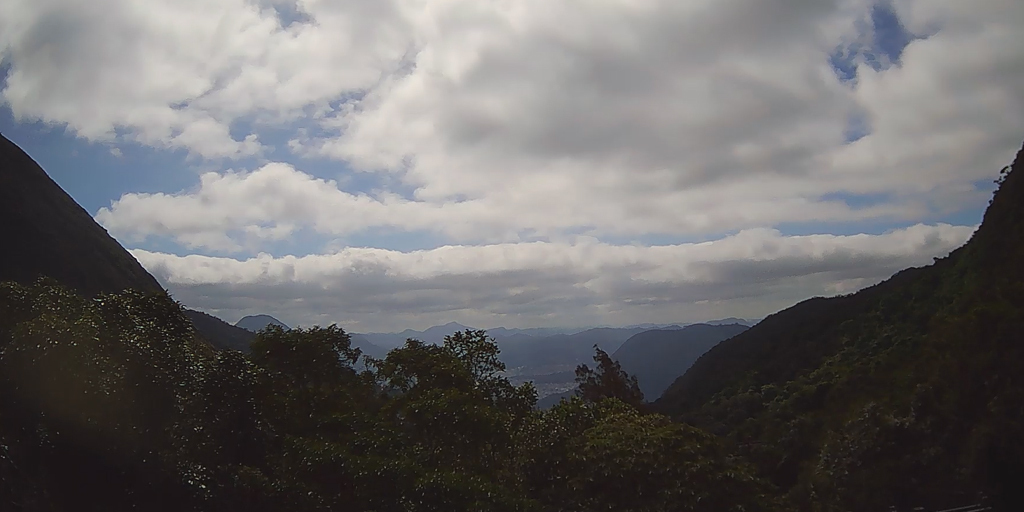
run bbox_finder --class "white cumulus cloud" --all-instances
[3,0,1021,328]
[133,223,975,331]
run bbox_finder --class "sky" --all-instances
[1,0,1021,332]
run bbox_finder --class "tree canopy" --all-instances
[0,280,774,512]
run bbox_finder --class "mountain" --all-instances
[494,327,651,400]
[531,321,741,408]
[355,323,647,396]
[613,323,749,401]
[485,326,582,338]
[0,134,163,297]
[496,326,649,369]
[235,314,290,332]
[655,143,1024,510]
[191,312,387,357]
[228,313,387,358]
[704,317,758,327]
[418,322,474,344]
[183,310,256,353]
[350,334,388,360]
[611,323,683,331]
[0,134,265,354]
[359,321,474,348]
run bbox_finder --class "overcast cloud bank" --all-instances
[2,0,1020,329]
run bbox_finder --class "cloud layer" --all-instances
[3,0,1021,329]
[135,223,974,331]
[51,0,1023,249]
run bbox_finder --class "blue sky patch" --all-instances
[828,0,919,83]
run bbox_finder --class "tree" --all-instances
[0,283,781,512]
[520,398,778,512]
[575,345,645,408]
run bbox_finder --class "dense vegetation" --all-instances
[0,281,775,512]
[3,130,1022,511]
[0,134,283,355]
[656,146,1024,511]
[183,309,258,353]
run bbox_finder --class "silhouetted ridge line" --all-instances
[0,134,163,297]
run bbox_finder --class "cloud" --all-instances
[297,0,1021,236]
[4,0,1021,329]
[133,223,975,331]
[3,0,1019,202]
[96,161,928,252]
[73,0,1019,249]
[94,162,500,251]
[829,1,1024,197]
[0,0,411,158]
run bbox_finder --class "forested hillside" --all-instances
[183,309,257,353]
[0,284,776,512]
[656,143,1024,511]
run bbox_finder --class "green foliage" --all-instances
[0,282,775,511]
[0,280,206,512]
[656,147,1024,511]
[520,397,778,512]
[575,345,645,408]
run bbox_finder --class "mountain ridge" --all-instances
[0,134,269,354]
[0,134,163,297]
[613,323,749,401]
[654,141,1024,509]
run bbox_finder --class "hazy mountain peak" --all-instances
[235,314,290,332]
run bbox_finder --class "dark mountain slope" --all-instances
[236,314,290,331]
[655,281,925,415]
[613,323,748,401]
[184,310,256,353]
[0,134,163,297]
[655,142,1024,511]
[0,134,265,353]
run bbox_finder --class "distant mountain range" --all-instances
[613,323,749,401]
[703,317,758,326]
[532,323,749,407]
[495,326,649,369]
[357,321,474,348]
[355,318,756,350]
[355,319,756,401]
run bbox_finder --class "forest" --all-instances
[0,136,1021,511]
[0,281,776,512]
